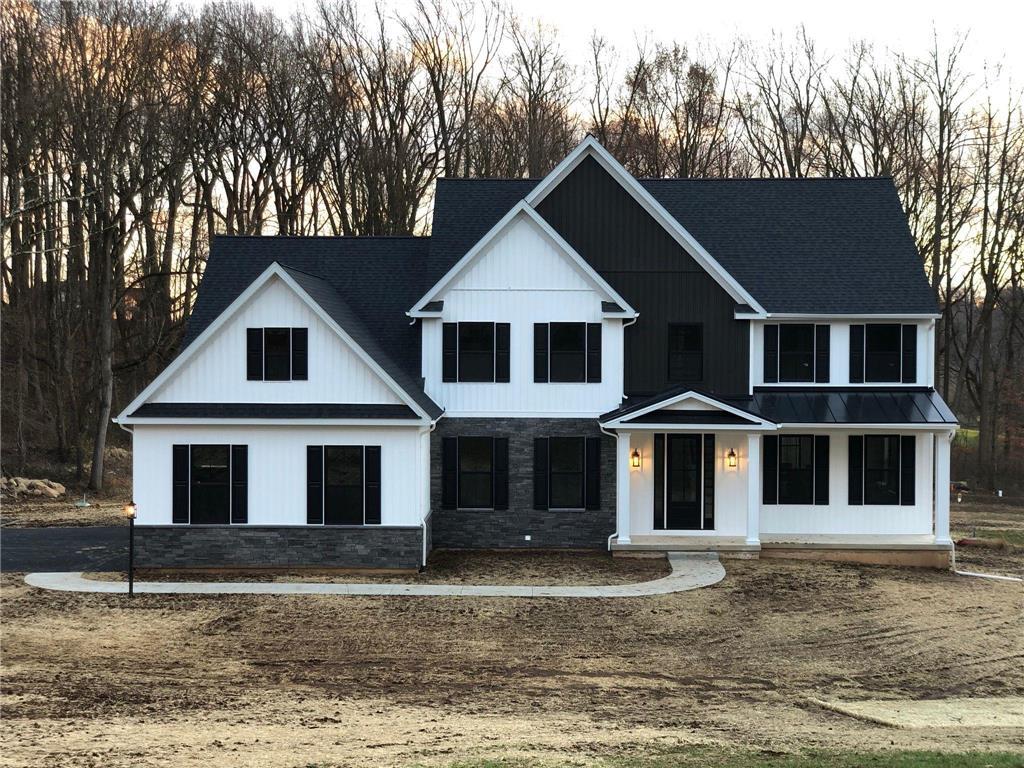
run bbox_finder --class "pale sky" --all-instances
[212,0,1023,89]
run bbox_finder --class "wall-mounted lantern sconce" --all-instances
[726,449,738,469]
[631,448,641,469]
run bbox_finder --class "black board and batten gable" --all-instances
[534,155,750,397]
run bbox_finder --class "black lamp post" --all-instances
[123,501,137,596]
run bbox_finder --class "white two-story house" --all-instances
[116,137,957,570]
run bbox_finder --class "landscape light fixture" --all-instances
[123,501,137,597]
[631,449,641,469]
[727,449,738,469]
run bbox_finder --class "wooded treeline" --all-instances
[2,0,1023,490]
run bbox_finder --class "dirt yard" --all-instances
[2,551,1022,767]
[0,496,129,528]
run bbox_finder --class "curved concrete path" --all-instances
[24,552,724,598]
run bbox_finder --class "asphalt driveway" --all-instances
[1,526,127,572]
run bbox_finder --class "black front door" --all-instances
[666,434,702,529]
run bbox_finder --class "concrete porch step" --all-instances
[611,535,759,553]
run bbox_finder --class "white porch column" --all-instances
[746,433,761,546]
[616,432,632,545]
[934,430,953,545]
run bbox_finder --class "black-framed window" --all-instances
[306,445,381,525]
[848,434,915,506]
[533,436,601,510]
[246,327,308,381]
[172,443,248,525]
[850,324,917,383]
[762,434,829,506]
[764,324,830,383]
[549,437,585,509]
[440,436,509,511]
[533,322,601,383]
[442,322,510,383]
[458,436,494,509]
[668,323,703,382]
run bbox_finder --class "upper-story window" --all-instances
[247,327,308,381]
[667,323,703,382]
[533,322,601,383]
[764,324,830,383]
[850,324,917,383]
[442,322,511,383]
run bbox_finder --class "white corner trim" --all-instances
[525,136,766,315]
[117,262,433,423]
[408,201,636,317]
[600,390,774,428]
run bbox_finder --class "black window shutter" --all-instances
[533,323,549,383]
[495,323,511,383]
[246,328,263,381]
[849,325,865,383]
[585,436,601,510]
[230,445,248,523]
[815,325,830,383]
[172,445,189,523]
[764,324,779,383]
[306,445,323,524]
[848,435,864,505]
[901,325,917,383]
[702,434,715,528]
[762,436,778,504]
[653,434,665,529]
[441,437,458,510]
[291,328,308,380]
[533,437,549,510]
[364,445,382,523]
[900,435,916,506]
[493,437,509,510]
[586,323,602,383]
[813,435,829,505]
[442,323,458,383]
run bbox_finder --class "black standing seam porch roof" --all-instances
[601,387,957,427]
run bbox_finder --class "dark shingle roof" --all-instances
[130,403,420,419]
[431,176,938,315]
[184,236,441,419]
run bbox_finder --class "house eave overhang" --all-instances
[741,311,943,321]
[599,388,776,430]
[118,417,430,427]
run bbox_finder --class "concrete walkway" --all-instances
[24,552,724,598]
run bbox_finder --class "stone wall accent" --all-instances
[135,525,423,569]
[430,417,616,549]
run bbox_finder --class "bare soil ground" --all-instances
[0,496,128,528]
[951,499,1024,576]
[2,552,1022,768]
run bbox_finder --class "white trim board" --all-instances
[408,201,637,318]
[119,418,428,427]
[525,136,766,315]
[116,262,433,424]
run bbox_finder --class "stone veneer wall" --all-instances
[135,525,423,569]
[430,417,616,549]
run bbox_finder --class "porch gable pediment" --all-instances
[600,389,776,431]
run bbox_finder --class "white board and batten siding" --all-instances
[750,321,935,388]
[421,215,625,416]
[627,430,750,538]
[625,429,936,540]
[133,425,427,527]
[759,430,936,537]
[153,276,402,405]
